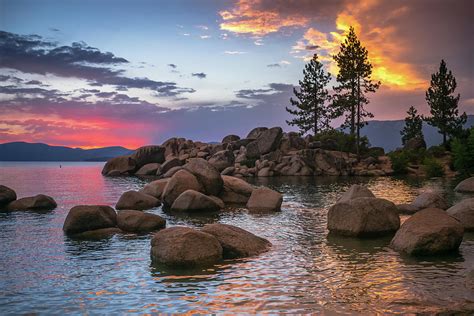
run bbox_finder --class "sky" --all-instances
[0,0,473,149]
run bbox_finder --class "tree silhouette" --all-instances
[401,106,424,145]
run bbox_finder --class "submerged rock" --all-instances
[170,190,222,212]
[455,177,474,193]
[246,187,283,212]
[116,191,160,210]
[447,198,474,231]
[7,194,57,211]
[140,179,169,199]
[0,185,16,207]
[117,210,165,233]
[337,185,375,203]
[161,170,203,207]
[327,197,400,237]
[63,205,117,235]
[202,224,271,258]
[390,208,464,255]
[150,226,223,267]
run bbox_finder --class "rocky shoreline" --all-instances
[102,126,393,178]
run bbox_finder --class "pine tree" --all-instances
[286,53,332,136]
[400,106,424,145]
[425,59,467,146]
[333,26,380,157]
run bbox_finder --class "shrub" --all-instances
[452,127,474,175]
[423,157,445,177]
[426,145,446,158]
[313,130,370,154]
[388,150,410,175]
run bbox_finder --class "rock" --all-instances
[63,205,117,235]
[255,127,283,155]
[7,194,57,211]
[368,147,385,157]
[447,198,474,231]
[411,192,448,210]
[257,167,273,177]
[161,169,203,207]
[135,163,161,175]
[404,136,426,151]
[245,140,261,159]
[208,150,235,172]
[220,175,253,204]
[222,134,240,143]
[0,185,16,207]
[102,155,136,176]
[72,227,123,239]
[161,138,180,157]
[221,166,235,176]
[246,187,283,212]
[171,190,222,212]
[116,191,161,210]
[396,203,419,214]
[279,132,306,153]
[184,158,223,196]
[150,226,223,267]
[208,196,225,209]
[202,224,271,258]
[390,208,464,255]
[308,141,322,149]
[131,146,165,167]
[162,166,182,178]
[159,157,182,175]
[247,127,268,139]
[140,179,169,199]
[327,197,400,237]
[117,210,166,233]
[466,270,474,289]
[455,177,474,193]
[337,185,375,203]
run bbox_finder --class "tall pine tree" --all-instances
[425,59,467,146]
[286,53,332,135]
[400,106,424,145]
[333,26,380,157]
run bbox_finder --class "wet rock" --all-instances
[246,187,283,212]
[396,203,419,214]
[102,155,136,176]
[150,226,223,267]
[131,145,165,167]
[257,167,273,177]
[140,179,169,199]
[247,127,268,139]
[63,205,117,235]
[162,169,203,207]
[159,157,182,175]
[411,192,448,210]
[222,134,240,143]
[219,175,253,204]
[390,208,464,255]
[7,194,57,211]
[447,198,474,231]
[135,163,161,175]
[71,227,123,239]
[208,150,235,172]
[327,197,400,237]
[171,190,222,212]
[337,185,375,203]
[202,224,271,258]
[117,210,165,233]
[116,191,161,210]
[184,158,223,196]
[0,185,16,207]
[455,177,474,193]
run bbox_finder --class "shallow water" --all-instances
[0,161,473,314]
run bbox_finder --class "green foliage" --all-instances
[425,59,467,145]
[313,130,370,154]
[426,145,446,158]
[423,157,445,178]
[286,53,332,135]
[401,106,424,145]
[452,127,474,175]
[388,151,410,175]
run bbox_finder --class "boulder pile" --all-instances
[0,185,57,212]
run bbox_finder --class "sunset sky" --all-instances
[0,0,473,149]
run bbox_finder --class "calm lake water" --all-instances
[1,161,473,314]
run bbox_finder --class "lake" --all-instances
[1,161,473,314]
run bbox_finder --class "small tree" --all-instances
[333,26,380,158]
[425,59,467,146]
[286,53,332,135]
[401,106,424,145]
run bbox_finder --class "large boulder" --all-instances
[327,197,400,237]
[159,157,182,175]
[63,205,117,235]
[222,134,240,143]
[102,155,136,176]
[131,145,165,168]
[246,187,283,212]
[117,210,165,233]
[219,175,253,204]
[202,224,271,258]
[247,127,268,139]
[208,150,235,172]
[247,127,283,158]
[116,191,160,210]
[135,163,161,175]
[161,169,203,207]
[390,208,464,255]
[411,192,448,210]
[7,194,57,211]
[150,226,223,267]
[403,136,426,151]
[140,179,169,199]
[0,185,16,207]
[455,177,474,193]
[337,185,375,203]
[184,158,223,196]
[170,190,222,212]
[447,198,474,231]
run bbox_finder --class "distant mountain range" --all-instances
[0,142,134,161]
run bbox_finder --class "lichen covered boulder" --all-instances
[63,205,117,235]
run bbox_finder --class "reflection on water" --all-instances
[0,162,473,314]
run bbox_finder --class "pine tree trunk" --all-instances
[443,132,447,147]
[356,78,360,160]
[350,81,355,135]
[314,108,318,136]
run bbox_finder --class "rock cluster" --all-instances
[102,127,393,178]
[0,185,56,212]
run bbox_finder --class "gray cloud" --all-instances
[191,72,207,79]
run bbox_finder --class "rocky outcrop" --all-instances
[102,155,136,176]
[170,190,222,212]
[117,210,165,233]
[219,175,253,204]
[246,187,283,212]
[116,190,161,210]
[247,127,268,139]
[158,157,182,176]
[135,163,161,175]
[131,145,165,167]
[327,197,400,237]
[7,194,57,211]
[337,185,375,203]
[150,226,223,267]
[161,169,203,207]
[140,179,169,199]
[455,177,474,193]
[184,158,223,196]
[208,150,235,172]
[222,134,240,143]
[202,224,271,258]
[447,198,474,231]
[0,185,16,207]
[390,208,464,255]
[63,205,117,235]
